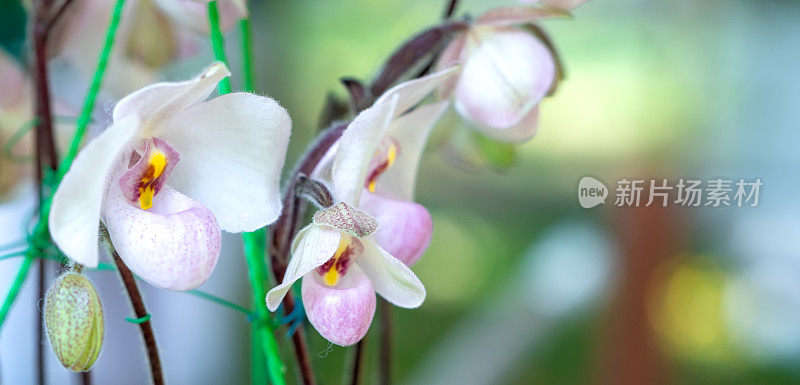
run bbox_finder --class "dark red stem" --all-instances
[110,244,164,385]
[379,299,392,385]
[350,339,366,385]
[268,123,347,385]
[443,0,459,19]
[31,1,74,382]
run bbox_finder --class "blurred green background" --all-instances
[251,0,800,383]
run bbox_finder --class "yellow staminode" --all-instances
[323,265,339,287]
[138,150,167,210]
[322,237,351,287]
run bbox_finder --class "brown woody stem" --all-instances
[31,1,74,382]
[106,231,164,385]
[350,339,366,385]
[268,123,347,385]
[443,0,459,19]
[379,299,393,385]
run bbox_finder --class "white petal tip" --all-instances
[203,62,232,80]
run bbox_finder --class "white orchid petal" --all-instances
[103,184,221,291]
[331,97,398,205]
[265,225,341,311]
[152,92,291,232]
[112,62,230,130]
[357,240,426,308]
[375,68,458,117]
[379,101,449,200]
[49,117,138,268]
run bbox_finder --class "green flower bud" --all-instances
[44,273,104,372]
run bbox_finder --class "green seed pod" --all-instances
[44,272,104,372]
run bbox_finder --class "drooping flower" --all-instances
[435,6,565,143]
[347,99,448,266]
[50,62,291,291]
[266,69,456,346]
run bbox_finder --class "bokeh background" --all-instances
[2,0,800,383]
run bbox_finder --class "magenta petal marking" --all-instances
[315,236,363,285]
[103,182,221,291]
[302,274,376,346]
[118,138,180,204]
[359,192,432,266]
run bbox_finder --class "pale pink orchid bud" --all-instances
[434,6,564,143]
[450,27,555,140]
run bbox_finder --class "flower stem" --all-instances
[32,23,58,187]
[107,235,164,385]
[0,0,126,334]
[58,0,126,179]
[379,298,393,385]
[350,339,366,385]
[80,371,92,385]
[207,1,232,94]
[208,5,287,384]
[284,294,316,385]
[32,11,60,383]
[443,0,459,19]
[268,125,347,385]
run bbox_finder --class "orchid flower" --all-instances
[356,98,448,267]
[435,6,564,143]
[49,62,291,291]
[266,69,456,346]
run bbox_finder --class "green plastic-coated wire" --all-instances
[0,0,127,333]
[126,314,152,324]
[207,4,286,384]
[58,0,126,180]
